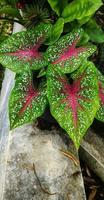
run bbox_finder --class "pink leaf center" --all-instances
[60,74,91,128]
[52,37,86,65]
[6,37,44,62]
[19,84,39,115]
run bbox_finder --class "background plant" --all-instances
[0,0,104,148]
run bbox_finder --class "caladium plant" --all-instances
[0,23,52,73]
[45,28,96,74]
[9,70,47,129]
[0,22,104,148]
[47,62,99,147]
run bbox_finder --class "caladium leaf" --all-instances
[9,71,47,129]
[95,70,104,122]
[47,62,99,148]
[62,0,103,23]
[45,29,96,74]
[0,23,51,73]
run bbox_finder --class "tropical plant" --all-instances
[0,0,104,148]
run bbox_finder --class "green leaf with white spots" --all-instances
[9,71,47,129]
[0,23,51,73]
[62,0,103,23]
[45,18,64,45]
[47,62,99,148]
[95,70,104,122]
[45,29,96,74]
[71,60,88,80]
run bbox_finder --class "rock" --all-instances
[80,129,104,182]
[3,124,86,200]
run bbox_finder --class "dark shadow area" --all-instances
[80,160,104,200]
[91,119,104,139]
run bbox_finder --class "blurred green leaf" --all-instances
[45,18,64,45]
[78,15,92,26]
[84,19,104,43]
[0,6,21,18]
[62,0,103,23]
[47,0,68,16]
[6,0,17,6]
[78,32,90,45]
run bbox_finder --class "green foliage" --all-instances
[62,0,103,23]
[22,1,51,28]
[47,62,99,148]
[84,19,104,43]
[47,0,68,16]
[0,23,103,147]
[0,23,51,73]
[0,0,104,147]
[0,6,21,18]
[1,0,17,7]
[9,71,47,129]
[78,32,90,45]
[45,28,96,74]
[45,18,64,45]
[0,19,13,42]
[0,0,21,19]
[95,70,104,122]
[78,16,92,26]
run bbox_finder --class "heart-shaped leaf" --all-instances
[45,29,96,74]
[47,62,99,148]
[0,23,51,73]
[62,0,103,23]
[9,71,47,129]
[95,70,104,122]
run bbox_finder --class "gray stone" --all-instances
[4,124,86,200]
[80,129,104,182]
